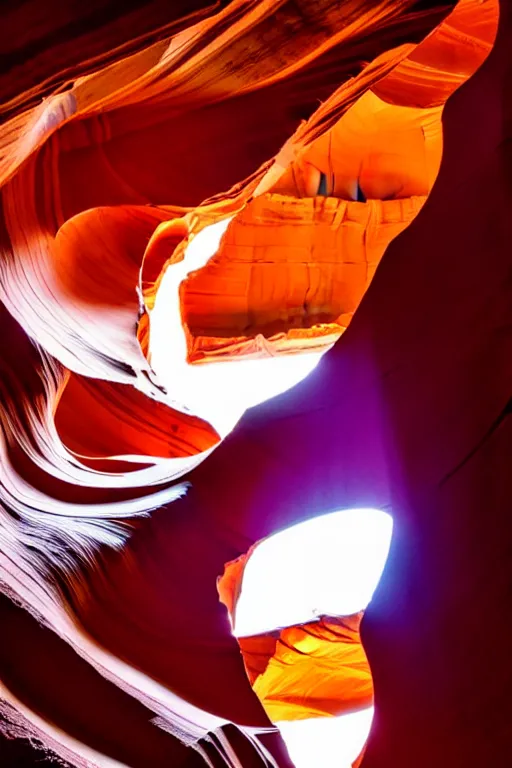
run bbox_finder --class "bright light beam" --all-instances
[276,707,375,768]
[234,507,393,637]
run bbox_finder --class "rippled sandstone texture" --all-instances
[0,1,508,767]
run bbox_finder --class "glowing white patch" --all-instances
[276,707,374,768]
[234,508,393,637]
[149,218,323,436]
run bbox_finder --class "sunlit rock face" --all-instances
[148,218,324,436]
[218,509,393,766]
[0,1,502,767]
